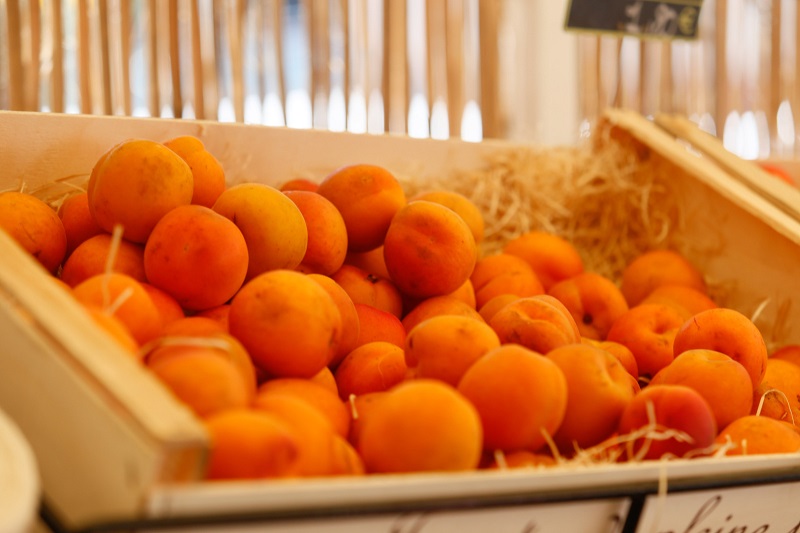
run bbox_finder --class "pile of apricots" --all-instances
[2,135,800,481]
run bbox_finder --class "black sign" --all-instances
[565,0,705,40]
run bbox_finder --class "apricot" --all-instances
[771,344,800,367]
[329,434,366,476]
[83,305,140,356]
[346,391,387,447]
[334,341,408,400]
[194,304,230,331]
[159,316,228,338]
[606,303,686,379]
[352,303,406,349]
[617,384,717,461]
[144,205,249,311]
[582,338,639,378]
[309,366,339,396]
[470,253,544,310]
[228,269,342,378]
[503,231,584,290]
[72,272,161,345]
[316,164,407,253]
[279,177,319,192]
[751,358,800,424]
[60,233,146,287]
[344,245,391,280]
[57,191,104,257]
[447,278,477,309]
[257,378,350,438]
[357,379,483,473]
[478,294,519,323]
[401,295,483,334]
[405,315,500,387]
[547,343,638,454]
[252,393,338,477]
[639,284,717,320]
[488,294,581,355]
[284,190,349,276]
[410,189,485,244]
[457,344,568,452]
[650,349,753,430]
[620,249,706,307]
[547,272,629,341]
[715,415,800,455]
[212,183,308,280]
[672,307,768,388]
[148,349,250,418]
[0,191,67,273]
[139,282,185,328]
[145,334,257,402]
[307,273,361,366]
[331,264,403,318]
[163,135,226,208]
[87,139,193,243]
[383,200,477,300]
[486,450,557,470]
[204,408,300,480]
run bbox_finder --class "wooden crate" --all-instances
[2,109,800,532]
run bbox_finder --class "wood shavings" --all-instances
[399,124,683,285]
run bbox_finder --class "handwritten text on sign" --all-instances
[565,0,705,39]
[174,498,631,533]
[636,480,800,532]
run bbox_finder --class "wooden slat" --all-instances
[189,0,205,120]
[385,0,407,135]
[168,0,183,117]
[119,0,132,115]
[27,0,42,111]
[51,0,65,113]
[714,0,728,137]
[478,0,500,138]
[577,36,599,131]
[309,0,330,129]
[445,0,464,138]
[426,0,448,138]
[6,0,25,110]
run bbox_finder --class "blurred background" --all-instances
[0,0,797,159]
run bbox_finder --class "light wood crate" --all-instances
[2,108,800,532]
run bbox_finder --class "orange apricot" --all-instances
[582,338,639,378]
[344,245,391,280]
[163,135,226,208]
[331,264,403,318]
[547,343,638,454]
[60,233,146,287]
[620,249,707,307]
[307,273,361,366]
[639,284,717,320]
[160,316,228,338]
[547,272,629,341]
[284,190,349,276]
[478,294,519,324]
[203,408,300,480]
[503,231,584,290]
[650,349,753,430]
[715,415,800,456]
[194,304,230,331]
[457,344,568,452]
[617,384,717,461]
[352,303,406,349]
[446,278,477,309]
[87,139,193,243]
[279,177,319,192]
[410,189,485,244]
[405,315,500,387]
[470,253,544,310]
[0,191,67,273]
[488,294,581,355]
[486,450,557,470]
[57,191,104,257]
[383,201,477,300]
[309,366,339,397]
[212,183,308,280]
[346,391,388,447]
[357,379,483,473]
[72,272,162,345]
[148,349,250,418]
[257,378,351,438]
[401,295,484,334]
[228,269,342,378]
[334,341,408,400]
[672,307,768,388]
[144,205,248,311]
[329,434,366,476]
[316,164,407,253]
[751,358,800,424]
[139,282,185,328]
[606,303,686,380]
[771,344,800,367]
[252,393,338,477]
[83,305,140,356]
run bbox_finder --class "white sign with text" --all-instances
[636,481,800,532]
